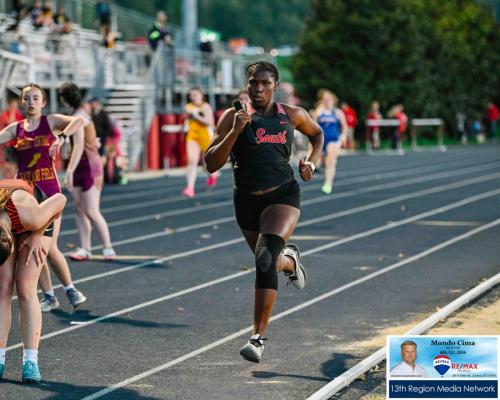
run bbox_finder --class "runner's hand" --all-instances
[64,171,74,190]
[20,233,47,268]
[232,110,251,135]
[299,158,314,181]
[49,136,64,158]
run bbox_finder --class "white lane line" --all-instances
[8,188,500,352]
[290,235,342,240]
[61,156,499,219]
[300,188,500,256]
[80,217,500,400]
[71,150,490,208]
[59,161,500,236]
[414,220,481,226]
[64,165,500,252]
[16,155,500,310]
[48,172,500,293]
[74,217,236,255]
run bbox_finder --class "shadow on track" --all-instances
[51,309,189,329]
[0,378,161,400]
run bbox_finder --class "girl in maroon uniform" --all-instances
[0,83,87,314]
[59,83,116,261]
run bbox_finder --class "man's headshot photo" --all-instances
[390,340,429,377]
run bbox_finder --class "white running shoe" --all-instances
[40,293,60,312]
[102,247,116,261]
[240,334,266,363]
[66,288,87,309]
[282,244,307,289]
[69,248,92,261]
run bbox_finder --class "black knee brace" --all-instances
[254,233,285,290]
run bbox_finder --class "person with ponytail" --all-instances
[58,82,116,262]
[0,83,87,314]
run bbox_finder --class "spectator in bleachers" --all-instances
[367,100,382,149]
[28,0,43,29]
[4,22,29,54]
[340,102,357,149]
[89,98,114,158]
[148,11,173,51]
[101,27,117,48]
[41,0,54,27]
[59,18,73,35]
[11,0,27,23]
[0,98,23,178]
[95,0,112,40]
[53,6,68,27]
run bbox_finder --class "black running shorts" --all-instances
[33,185,54,238]
[233,179,300,231]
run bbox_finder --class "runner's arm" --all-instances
[47,114,84,137]
[0,121,17,144]
[13,191,67,232]
[287,105,324,167]
[205,108,249,173]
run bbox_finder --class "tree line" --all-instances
[292,0,500,134]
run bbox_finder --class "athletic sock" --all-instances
[0,348,6,364]
[63,285,75,293]
[23,349,38,364]
[44,289,55,298]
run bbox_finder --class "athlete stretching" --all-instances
[205,61,323,362]
[0,179,67,383]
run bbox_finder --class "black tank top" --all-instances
[231,102,294,191]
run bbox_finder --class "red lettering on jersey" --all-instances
[255,128,287,144]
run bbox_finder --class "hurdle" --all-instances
[365,119,402,154]
[366,118,446,154]
[411,118,446,151]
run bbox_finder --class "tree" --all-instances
[293,0,500,134]
[114,0,310,48]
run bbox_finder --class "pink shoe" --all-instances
[182,187,195,198]
[206,174,218,187]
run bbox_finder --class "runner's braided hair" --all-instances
[246,61,279,82]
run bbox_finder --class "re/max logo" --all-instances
[452,363,478,369]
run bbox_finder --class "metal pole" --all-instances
[411,125,417,150]
[50,57,57,113]
[76,0,82,27]
[182,0,197,50]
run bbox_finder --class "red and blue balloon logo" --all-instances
[433,355,451,375]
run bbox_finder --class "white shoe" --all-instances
[40,293,60,312]
[69,248,92,261]
[240,334,266,363]
[282,244,307,289]
[66,288,87,309]
[102,247,116,261]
